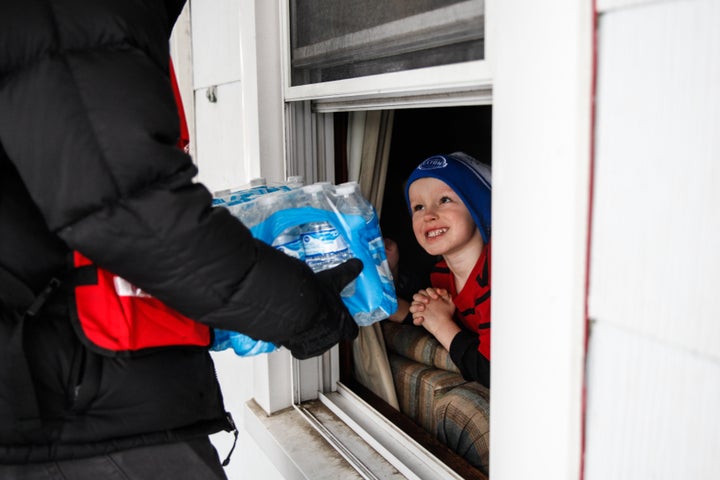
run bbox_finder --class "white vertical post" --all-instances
[491,1,593,478]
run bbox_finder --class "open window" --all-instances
[189,0,592,477]
[285,103,491,479]
[337,105,492,479]
[279,1,492,479]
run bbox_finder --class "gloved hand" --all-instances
[283,258,363,360]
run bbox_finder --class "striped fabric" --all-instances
[383,321,490,473]
[388,354,466,432]
[382,321,460,373]
[435,382,490,474]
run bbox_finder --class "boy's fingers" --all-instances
[412,292,429,303]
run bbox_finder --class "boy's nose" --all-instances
[423,207,438,221]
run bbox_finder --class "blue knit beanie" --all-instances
[404,152,492,243]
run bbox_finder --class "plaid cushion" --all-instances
[382,321,460,373]
[434,382,490,474]
[388,353,466,432]
[384,321,490,473]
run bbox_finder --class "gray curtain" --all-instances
[347,110,399,409]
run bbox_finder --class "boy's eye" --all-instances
[412,204,424,212]
[440,196,452,204]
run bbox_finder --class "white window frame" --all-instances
[247,1,497,478]
[248,1,592,479]
[279,0,495,399]
[280,0,494,106]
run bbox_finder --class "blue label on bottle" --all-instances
[301,226,348,258]
[274,236,305,260]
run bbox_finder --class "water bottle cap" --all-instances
[286,175,304,185]
[335,184,357,195]
[302,184,325,193]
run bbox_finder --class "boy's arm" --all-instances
[449,331,490,387]
[412,289,490,387]
[387,296,412,323]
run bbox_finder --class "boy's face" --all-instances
[408,177,482,258]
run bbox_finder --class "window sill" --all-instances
[244,383,467,480]
[244,398,387,479]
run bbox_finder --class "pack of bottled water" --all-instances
[211,177,292,214]
[210,177,398,357]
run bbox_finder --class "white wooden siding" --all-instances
[587,0,720,478]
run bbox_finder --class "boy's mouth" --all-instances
[426,227,448,238]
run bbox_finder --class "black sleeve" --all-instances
[449,330,490,388]
[0,6,351,349]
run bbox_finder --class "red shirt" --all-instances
[430,242,491,360]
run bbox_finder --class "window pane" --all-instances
[289,0,484,86]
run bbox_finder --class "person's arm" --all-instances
[449,331,490,387]
[387,296,412,323]
[384,237,410,323]
[388,269,432,324]
[0,7,357,358]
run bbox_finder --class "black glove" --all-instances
[283,258,363,360]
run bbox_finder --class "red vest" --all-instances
[70,251,210,355]
[67,61,206,355]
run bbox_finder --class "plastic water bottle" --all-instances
[335,182,396,322]
[300,184,352,273]
[238,190,280,227]
[211,329,276,356]
[285,175,304,189]
[334,182,373,221]
[303,182,338,208]
[259,188,305,260]
[272,226,305,261]
[301,221,352,272]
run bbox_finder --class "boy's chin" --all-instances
[420,243,446,257]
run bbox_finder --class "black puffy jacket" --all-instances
[0,0,356,463]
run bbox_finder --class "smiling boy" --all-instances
[403,152,492,387]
